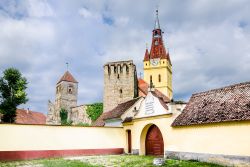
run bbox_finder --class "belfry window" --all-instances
[68,85,73,94]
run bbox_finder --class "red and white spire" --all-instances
[143,9,171,64]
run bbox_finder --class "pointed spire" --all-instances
[143,44,150,61]
[154,9,160,29]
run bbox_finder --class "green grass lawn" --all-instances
[0,155,224,167]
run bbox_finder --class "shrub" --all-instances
[86,103,103,121]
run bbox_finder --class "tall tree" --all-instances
[0,68,28,123]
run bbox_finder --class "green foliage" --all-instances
[59,108,72,125]
[0,68,28,123]
[76,122,90,127]
[86,103,103,121]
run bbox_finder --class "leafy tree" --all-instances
[86,103,103,121]
[0,68,28,123]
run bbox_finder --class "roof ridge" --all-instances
[192,81,250,98]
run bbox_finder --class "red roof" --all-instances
[57,71,78,84]
[143,48,150,61]
[93,98,141,126]
[143,23,171,64]
[15,109,46,125]
[138,78,170,103]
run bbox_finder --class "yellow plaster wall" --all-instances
[123,116,250,156]
[143,59,172,99]
[0,124,125,151]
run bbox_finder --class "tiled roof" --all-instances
[138,78,170,103]
[172,81,250,127]
[57,71,78,84]
[15,109,46,125]
[93,98,141,126]
[143,48,150,61]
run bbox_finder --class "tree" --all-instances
[0,68,28,123]
[86,103,103,121]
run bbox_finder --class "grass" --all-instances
[0,155,224,167]
[0,159,98,167]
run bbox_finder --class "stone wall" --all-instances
[46,81,78,124]
[103,60,138,112]
[69,105,92,125]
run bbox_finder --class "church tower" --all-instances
[46,71,78,124]
[143,10,173,99]
[55,71,78,113]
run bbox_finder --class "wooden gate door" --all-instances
[145,125,164,156]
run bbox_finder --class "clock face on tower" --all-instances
[150,58,160,66]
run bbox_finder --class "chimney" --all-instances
[26,108,29,114]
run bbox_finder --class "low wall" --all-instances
[0,124,125,161]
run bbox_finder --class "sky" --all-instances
[0,0,250,114]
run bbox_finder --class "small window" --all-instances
[114,66,117,73]
[119,89,123,98]
[117,74,120,79]
[158,74,161,82]
[68,85,73,94]
[150,75,152,83]
[146,63,147,66]
[163,61,165,64]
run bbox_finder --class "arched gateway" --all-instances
[145,125,164,156]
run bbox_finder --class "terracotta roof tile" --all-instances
[15,109,46,125]
[172,81,250,127]
[93,98,140,126]
[143,48,150,61]
[57,71,78,84]
[138,78,170,103]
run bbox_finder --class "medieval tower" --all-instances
[46,71,78,124]
[143,10,173,99]
[103,60,138,112]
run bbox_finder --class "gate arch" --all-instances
[140,124,164,156]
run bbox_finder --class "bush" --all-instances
[86,103,103,121]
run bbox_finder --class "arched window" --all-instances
[158,74,161,82]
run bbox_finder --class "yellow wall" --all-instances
[0,124,125,151]
[143,59,172,99]
[123,116,250,157]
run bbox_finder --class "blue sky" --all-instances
[0,0,250,114]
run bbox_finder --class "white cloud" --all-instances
[0,0,250,113]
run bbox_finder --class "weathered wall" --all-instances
[0,124,124,160]
[103,60,138,112]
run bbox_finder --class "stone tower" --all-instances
[143,10,173,99]
[103,60,138,112]
[46,71,78,124]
